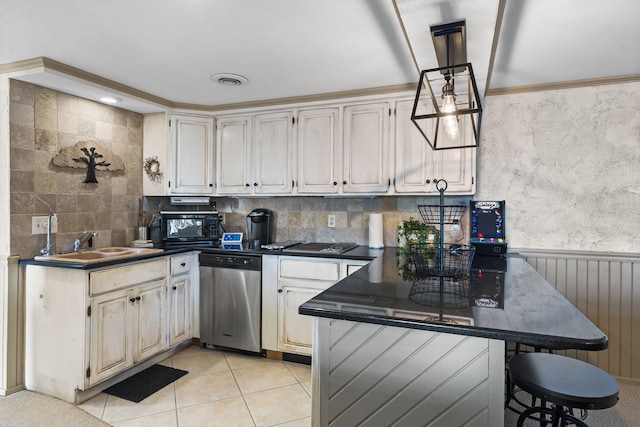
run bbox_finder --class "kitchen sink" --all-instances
[34,247,164,264]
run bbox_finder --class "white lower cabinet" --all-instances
[89,279,167,386]
[25,253,198,403]
[168,254,193,347]
[262,255,370,356]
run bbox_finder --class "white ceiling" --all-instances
[1,0,639,114]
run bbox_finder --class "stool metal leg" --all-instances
[516,405,589,427]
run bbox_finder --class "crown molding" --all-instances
[486,74,640,96]
[1,57,417,113]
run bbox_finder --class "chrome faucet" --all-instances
[74,231,98,252]
[40,213,59,256]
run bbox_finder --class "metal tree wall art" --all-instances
[74,147,110,183]
[52,140,125,184]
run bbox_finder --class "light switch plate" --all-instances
[328,214,336,228]
[32,216,58,235]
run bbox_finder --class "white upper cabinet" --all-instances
[343,102,390,193]
[169,114,215,194]
[143,93,476,197]
[216,116,253,195]
[217,112,294,195]
[296,108,341,194]
[394,100,475,194]
[394,100,435,192]
[254,111,294,194]
[142,113,169,196]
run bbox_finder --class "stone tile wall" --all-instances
[215,195,471,247]
[9,80,143,257]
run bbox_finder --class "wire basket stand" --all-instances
[411,179,475,280]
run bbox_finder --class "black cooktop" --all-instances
[283,242,358,255]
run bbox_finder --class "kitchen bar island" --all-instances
[299,250,607,427]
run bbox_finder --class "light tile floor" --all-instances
[79,346,312,427]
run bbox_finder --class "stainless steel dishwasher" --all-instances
[199,253,262,353]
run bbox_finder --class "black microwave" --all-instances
[160,211,222,247]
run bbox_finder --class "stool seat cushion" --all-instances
[509,352,618,410]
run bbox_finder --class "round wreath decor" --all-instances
[143,156,163,182]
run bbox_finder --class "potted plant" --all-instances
[397,217,440,280]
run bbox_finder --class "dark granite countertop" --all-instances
[18,248,193,270]
[299,249,608,351]
[196,244,377,261]
[17,244,375,270]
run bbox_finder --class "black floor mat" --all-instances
[103,364,188,403]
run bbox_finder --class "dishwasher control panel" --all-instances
[200,253,261,271]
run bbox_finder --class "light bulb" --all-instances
[441,78,459,139]
[441,95,459,139]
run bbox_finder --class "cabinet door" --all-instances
[394,100,476,194]
[278,281,331,355]
[394,100,436,193]
[89,289,132,386]
[216,116,253,194]
[254,111,294,194]
[169,115,215,194]
[133,280,167,363]
[277,257,341,355]
[168,275,191,347]
[432,144,476,193]
[343,103,390,193]
[297,108,341,194]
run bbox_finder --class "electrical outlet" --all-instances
[328,214,336,228]
[32,216,59,235]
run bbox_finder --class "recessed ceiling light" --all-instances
[210,73,248,86]
[100,96,122,104]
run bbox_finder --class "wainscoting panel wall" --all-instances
[517,249,640,382]
[313,318,505,426]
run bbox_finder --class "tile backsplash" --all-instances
[9,80,143,257]
[207,195,470,247]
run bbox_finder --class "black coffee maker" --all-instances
[246,208,274,249]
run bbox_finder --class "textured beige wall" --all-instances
[477,82,640,253]
[9,80,143,257]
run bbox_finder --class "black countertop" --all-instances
[17,244,376,269]
[299,249,608,351]
[18,248,192,270]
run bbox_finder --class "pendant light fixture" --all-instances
[411,20,482,150]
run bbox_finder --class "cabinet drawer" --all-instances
[279,258,341,281]
[170,254,192,276]
[90,259,167,295]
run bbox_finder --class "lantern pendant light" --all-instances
[411,20,482,151]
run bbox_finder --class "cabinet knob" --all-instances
[245,183,250,187]
[278,289,283,293]
[426,179,431,184]
[254,182,258,186]
[181,262,186,267]
[333,182,337,186]
[136,296,141,301]
[343,180,347,185]
[129,297,136,303]
[172,286,177,290]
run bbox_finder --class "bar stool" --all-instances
[505,343,555,413]
[509,352,619,426]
